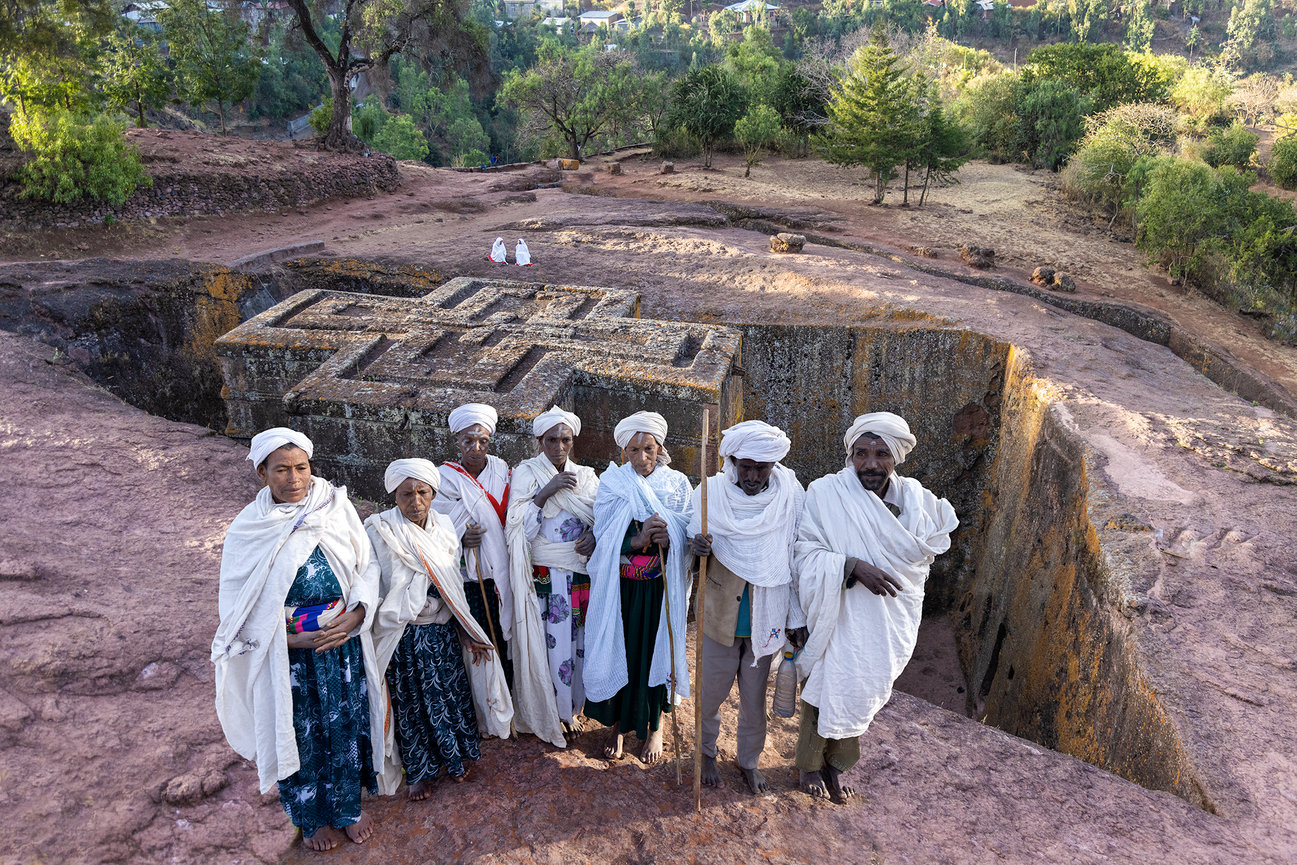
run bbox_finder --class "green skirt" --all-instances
[585,575,672,740]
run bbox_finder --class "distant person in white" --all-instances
[793,412,958,803]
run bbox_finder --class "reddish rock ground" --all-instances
[2,141,1296,864]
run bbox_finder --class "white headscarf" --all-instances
[384,458,442,495]
[843,412,917,465]
[614,410,671,465]
[718,420,791,480]
[448,403,498,435]
[247,427,313,469]
[532,405,581,438]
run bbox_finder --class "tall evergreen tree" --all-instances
[817,26,920,204]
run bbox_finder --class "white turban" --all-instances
[532,405,581,438]
[448,403,498,435]
[613,411,668,448]
[843,412,917,465]
[247,427,313,468]
[384,458,442,495]
[718,420,791,464]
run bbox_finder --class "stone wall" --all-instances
[216,276,742,499]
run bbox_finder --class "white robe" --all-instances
[431,455,514,643]
[584,461,694,703]
[688,463,806,662]
[212,476,386,794]
[794,467,958,739]
[365,507,514,790]
[504,454,599,746]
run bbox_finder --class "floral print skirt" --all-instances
[538,566,588,723]
[386,619,480,783]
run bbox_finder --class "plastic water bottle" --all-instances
[772,650,799,718]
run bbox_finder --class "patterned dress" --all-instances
[525,507,591,724]
[279,546,376,837]
[386,583,481,782]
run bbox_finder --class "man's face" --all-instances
[395,478,435,526]
[850,434,895,496]
[456,424,491,470]
[622,432,661,477]
[539,423,575,468]
[257,445,311,504]
[733,458,774,496]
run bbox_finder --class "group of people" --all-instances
[213,403,958,851]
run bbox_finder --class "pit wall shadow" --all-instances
[735,322,1209,810]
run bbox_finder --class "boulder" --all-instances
[660,161,675,175]
[607,162,623,176]
[910,246,937,258]
[1030,266,1055,286]
[770,233,806,254]
[557,158,580,171]
[1053,272,1077,293]
[960,244,996,269]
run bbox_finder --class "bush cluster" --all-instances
[9,109,150,206]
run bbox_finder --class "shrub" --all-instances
[9,109,150,206]
[1201,121,1258,169]
[1062,102,1178,212]
[453,148,490,168]
[309,99,332,138]
[1270,133,1297,190]
[371,113,428,161]
[955,71,1020,163]
[1016,79,1090,171]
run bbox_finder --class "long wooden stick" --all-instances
[694,406,711,811]
[468,523,500,653]
[658,540,683,784]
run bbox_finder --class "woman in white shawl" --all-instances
[505,406,599,746]
[584,411,694,763]
[365,459,512,801]
[431,403,514,689]
[213,429,383,852]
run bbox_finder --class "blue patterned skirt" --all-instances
[387,619,481,783]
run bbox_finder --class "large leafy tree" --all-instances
[499,45,640,161]
[0,0,114,116]
[99,23,172,128]
[1022,43,1169,114]
[817,26,921,204]
[284,0,471,151]
[669,64,746,169]
[160,0,261,135]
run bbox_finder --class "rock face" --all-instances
[769,233,806,253]
[215,276,742,498]
[961,244,996,269]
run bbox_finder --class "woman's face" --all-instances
[456,424,491,471]
[257,445,311,504]
[539,423,575,468]
[621,431,661,478]
[395,478,435,526]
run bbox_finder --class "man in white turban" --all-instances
[504,406,599,747]
[687,420,807,795]
[431,403,514,690]
[793,412,958,803]
[366,459,513,801]
[585,411,694,763]
[213,428,383,851]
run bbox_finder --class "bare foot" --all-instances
[821,765,856,804]
[302,826,344,852]
[343,812,374,844]
[800,769,829,799]
[742,767,769,794]
[406,780,432,801]
[701,754,722,787]
[640,728,664,764]
[451,765,474,784]
[602,726,624,760]
[563,716,585,735]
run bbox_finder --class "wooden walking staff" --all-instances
[658,540,684,785]
[693,405,711,811]
[467,521,501,654]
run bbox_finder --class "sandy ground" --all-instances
[3,146,1297,864]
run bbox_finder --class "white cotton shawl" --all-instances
[584,461,694,703]
[503,454,600,746]
[365,507,514,778]
[431,455,514,642]
[794,467,958,738]
[212,476,386,794]
[688,464,806,661]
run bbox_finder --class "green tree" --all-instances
[1222,0,1273,72]
[916,94,969,205]
[1270,133,1297,191]
[283,0,474,151]
[99,23,171,128]
[734,102,780,177]
[770,65,825,157]
[160,0,261,135]
[1201,120,1258,170]
[1135,157,1241,284]
[1022,43,1169,113]
[1170,65,1233,133]
[499,45,640,161]
[818,27,922,203]
[955,71,1021,163]
[723,25,783,106]
[372,113,430,160]
[9,107,150,205]
[1062,102,1177,214]
[668,63,746,168]
[1017,78,1090,170]
[0,0,113,116]
[1124,0,1155,53]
